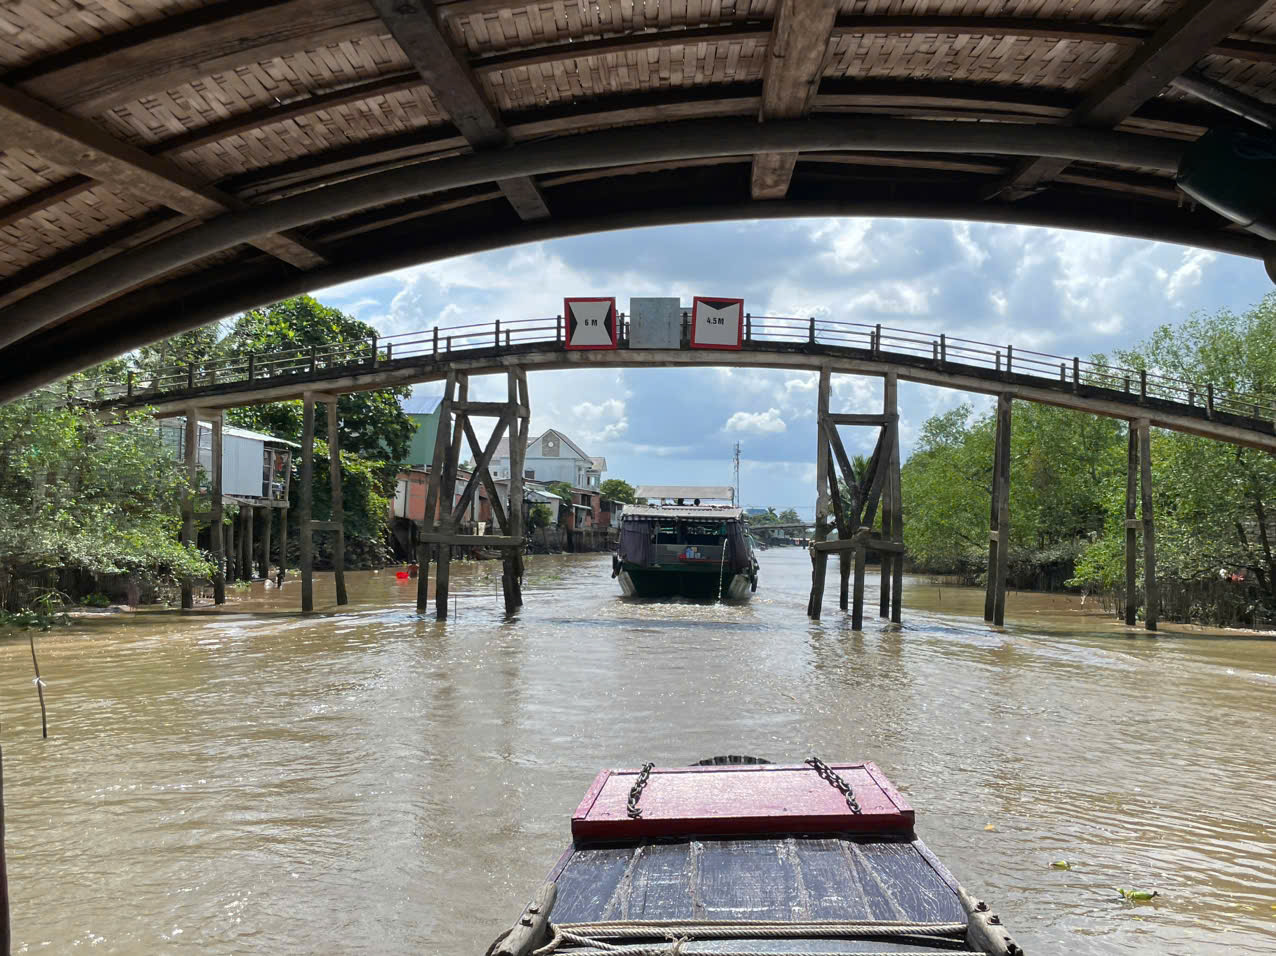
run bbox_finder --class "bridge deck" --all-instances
[93,316,1276,452]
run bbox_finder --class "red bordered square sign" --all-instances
[690,297,744,350]
[564,298,618,350]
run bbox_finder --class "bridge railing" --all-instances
[74,313,1275,426]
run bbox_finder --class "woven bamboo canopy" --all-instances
[2,0,1276,397]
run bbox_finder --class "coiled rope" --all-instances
[531,919,971,955]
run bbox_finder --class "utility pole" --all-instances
[733,441,741,506]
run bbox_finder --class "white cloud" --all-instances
[312,216,1272,510]
[724,408,787,435]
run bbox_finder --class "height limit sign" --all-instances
[690,297,744,350]
[564,297,617,350]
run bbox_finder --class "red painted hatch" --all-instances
[571,761,913,841]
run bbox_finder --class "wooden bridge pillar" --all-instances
[1126,419,1158,630]
[807,371,905,626]
[259,504,272,581]
[225,505,236,583]
[210,412,226,605]
[299,391,346,613]
[277,507,289,586]
[1125,426,1139,626]
[327,399,348,606]
[299,394,317,612]
[807,368,832,619]
[241,504,253,582]
[984,394,1011,625]
[417,370,530,619]
[180,405,200,609]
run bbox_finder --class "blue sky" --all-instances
[316,217,1273,516]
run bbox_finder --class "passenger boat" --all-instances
[614,504,759,599]
[489,758,1022,956]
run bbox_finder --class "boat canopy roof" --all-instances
[636,485,736,503]
[623,505,743,521]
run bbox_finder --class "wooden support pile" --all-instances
[299,391,348,613]
[416,369,531,620]
[807,370,905,627]
[1125,418,1158,630]
[984,395,1012,626]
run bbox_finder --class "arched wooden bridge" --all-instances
[99,313,1276,450]
[2,0,1276,404]
[91,311,1274,630]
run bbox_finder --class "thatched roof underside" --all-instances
[1,0,1275,396]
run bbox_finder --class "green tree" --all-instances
[547,481,573,502]
[528,504,553,530]
[0,378,212,612]
[1071,294,1276,621]
[777,508,801,523]
[222,296,414,463]
[599,478,636,503]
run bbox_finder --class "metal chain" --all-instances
[626,763,655,819]
[805,757,862,814]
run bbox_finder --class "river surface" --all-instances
[0,549,1273,954]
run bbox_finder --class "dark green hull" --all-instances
[618,563,752,600]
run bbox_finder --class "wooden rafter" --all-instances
[11,0,379,117]
[991,0,1273,199]
[752,0,838,200]
[370,0,550,221]
[0,86,326,272]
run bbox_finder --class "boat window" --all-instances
[682,522,729,544]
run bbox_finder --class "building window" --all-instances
[524,469,535,479]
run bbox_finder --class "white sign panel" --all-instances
[690,297,744,350]
[564,297,617,350]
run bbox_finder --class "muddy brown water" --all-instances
[0,549,1273,954]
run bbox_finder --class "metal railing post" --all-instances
[371,335,379,367]
[1207,383,1214,418]
[447,335,452,351]
[433,326,439,355]
[873,323,881,357]
[187,363,195,389]
[1060,362,1066,383]
[555,315,562,343]
[248,353,256,382]
[745,312,751,342]
[940,333,947,366]
[932,341,939,361]
[127,370,134,398]
[1005,344,1013,378]
[808,316,815,344]
[1188,387,1195,408]
[1072,357,1080,393]
[995,351,1001,373]
[1123,375,1130,394]
[386,342,393,363]
[494,319,501,349]
[1139,369,1147,403]
[309,346,316,373]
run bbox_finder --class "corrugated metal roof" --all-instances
[401,393,444,416]
[636,485,735,502]
[187,418,299,447]
[623,505,742,520]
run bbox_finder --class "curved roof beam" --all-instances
[3,194,1269,403]
[0,115,1187,352]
